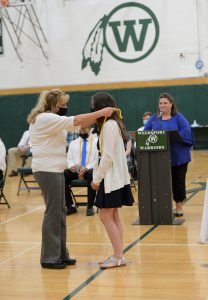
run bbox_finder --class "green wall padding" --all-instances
[0,84,207,149]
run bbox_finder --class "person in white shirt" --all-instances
[91,92,134,269]
[137,111,153,131]
[8,130,32,177]
[27,88,116,270]
[0,138,6,181]
[65,126,98,216]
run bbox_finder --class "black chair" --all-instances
[0,157,10,208]
[17,153,40,195]
[69,179,88,207]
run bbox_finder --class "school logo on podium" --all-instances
[145,132,158,146]
[82,2,159,75]
[136,131,167,151]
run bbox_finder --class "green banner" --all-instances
[136,130,168,151]
[0,18,3,55]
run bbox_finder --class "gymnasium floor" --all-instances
[0,150,208,300]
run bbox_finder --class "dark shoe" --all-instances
[86,206,94,216]
[41,262,66,269]
[9,171,18,177]
[67,206,77,215]
[62,258,76,265]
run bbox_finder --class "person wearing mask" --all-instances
[8,130,32,177]
[27,88,116,269]
[64,126,98,216]
[0,138,6,181]
[137,112,153,131]
[91,92,134,269]
[144,93,194,217]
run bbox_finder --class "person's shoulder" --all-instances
[174,112,186,120]
[105,119,119,130]
[137,126,144,131]
[90,134,98,142]
[70,136,80,145]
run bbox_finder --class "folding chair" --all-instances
[16,166,40,195]
[0,157,10,208]
[69,179,88,207]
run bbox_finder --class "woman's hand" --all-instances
[91,181,100,191]
[100,107,118,117]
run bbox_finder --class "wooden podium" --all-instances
[133,130,184,225]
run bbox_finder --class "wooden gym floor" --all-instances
[0,150,208,300]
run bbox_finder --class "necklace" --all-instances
[99,116,107,156]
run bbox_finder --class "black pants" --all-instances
[171,163,188,203]
[64,169,96,208]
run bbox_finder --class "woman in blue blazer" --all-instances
[144,93,194,217]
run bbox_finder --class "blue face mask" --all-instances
[57,107,68,116]
[143,119,148,125]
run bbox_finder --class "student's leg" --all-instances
[99,208,123,259]
[113,208,123,248]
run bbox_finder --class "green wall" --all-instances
[1,84,208,149]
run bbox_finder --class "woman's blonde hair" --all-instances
[27,89,69,124]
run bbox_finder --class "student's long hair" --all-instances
[91,92,127,142]
[158,93,178,116]
[27,89,69,124]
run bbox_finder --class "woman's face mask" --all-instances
[57,107,68,116]
[143,119,148,125]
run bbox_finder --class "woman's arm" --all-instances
[177,113,194,145]
[74,107,116,126]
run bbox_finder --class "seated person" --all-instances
[8,130,32,177]
[64,126,98,216]
[125,133,137,180]
[137,112,153,131]
[0,138,6,181]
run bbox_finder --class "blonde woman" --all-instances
[28,89,116,269]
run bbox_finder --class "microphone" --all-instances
[158,111,163,119]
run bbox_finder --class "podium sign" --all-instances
[136,130,168,151]
[0,18,3,55]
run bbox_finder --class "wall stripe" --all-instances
[1,77,208,95]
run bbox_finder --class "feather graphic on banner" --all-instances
[82,15,107,75]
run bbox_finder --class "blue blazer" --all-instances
[144,113,194,166]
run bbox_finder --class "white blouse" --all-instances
[93,120,130,193]
[29,112,80,173]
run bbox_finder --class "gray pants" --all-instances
[34,171,69,264]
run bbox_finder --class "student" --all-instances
[91,92,134,269]
[8,130,31,177]
[64,126,98,216]
[137,112,153,131]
